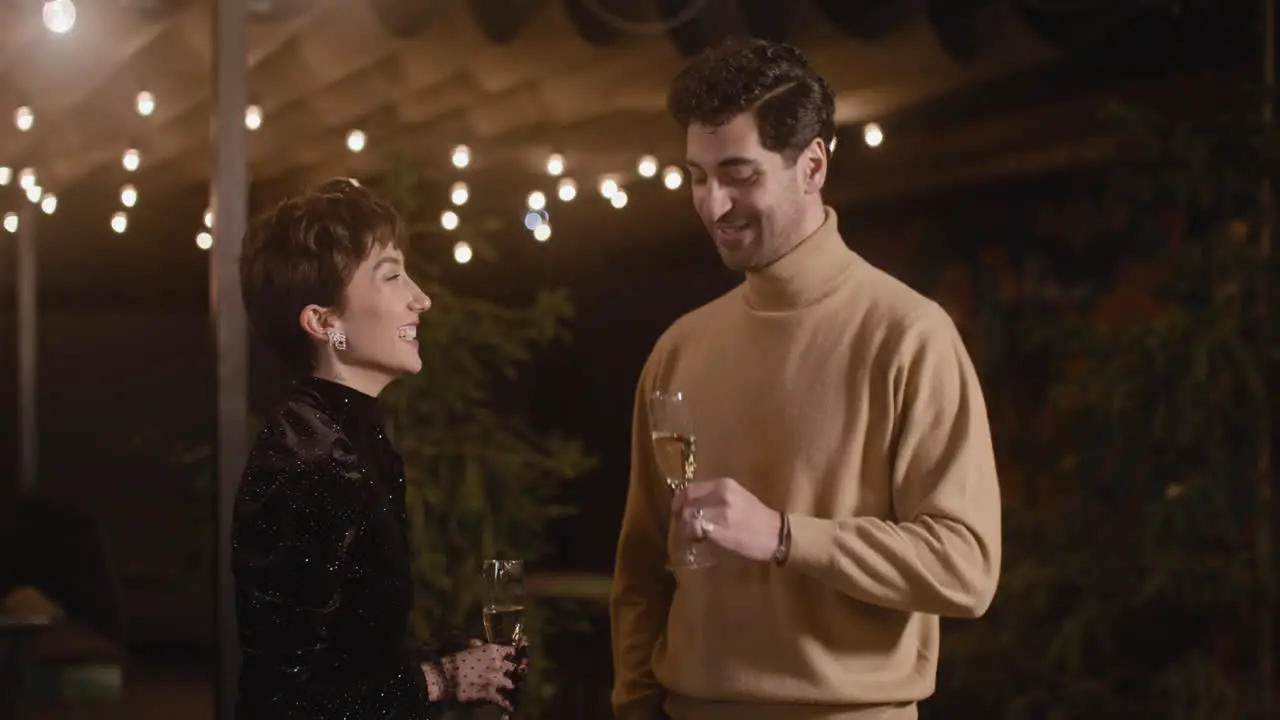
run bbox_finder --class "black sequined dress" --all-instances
[232,376,445,719]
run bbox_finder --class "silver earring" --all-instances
[327,329,347,350]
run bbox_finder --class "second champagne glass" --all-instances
[648,390,716,570]
[481,559,524,719]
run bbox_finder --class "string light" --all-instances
[450,181,469,206]
[1,78,703,255]
[135,91,155,116]
[452,241,473,264]
[14,106,33,132]
[42,0,75,33]
[451,145,471,169]
[546,153,564,176]
[557,178,576,202]
[637,155,657,178]
[662,166,683,190]
[863,122,883,147]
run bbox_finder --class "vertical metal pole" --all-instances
[213,0,249,718]
[16,201,36,492]
[1257,0,1275,716]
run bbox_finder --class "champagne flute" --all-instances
[481,559,524,718]
[648,390,716,570]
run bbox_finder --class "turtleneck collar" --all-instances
[300,375,383,430]
[742,206,861,313]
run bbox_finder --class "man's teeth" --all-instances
[397,326,417,341]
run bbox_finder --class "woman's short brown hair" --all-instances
[239,179,408,374]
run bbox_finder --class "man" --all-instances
[609,39,1002,720]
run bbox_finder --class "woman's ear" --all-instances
[298,304,333,342]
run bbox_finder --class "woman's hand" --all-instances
[441,643,519,710]
[473,637,531,678]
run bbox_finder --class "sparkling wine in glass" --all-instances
[481,559,525,718]
[648,390,715,570]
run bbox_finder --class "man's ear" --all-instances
[800,136,828,195]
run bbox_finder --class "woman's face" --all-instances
[312,243,431,395]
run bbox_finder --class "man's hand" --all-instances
[672,478,781,562]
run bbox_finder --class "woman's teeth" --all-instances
[397,326,417,341]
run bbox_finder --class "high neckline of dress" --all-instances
[300,375,383,429]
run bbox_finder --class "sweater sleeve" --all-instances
[785,304,1002,618]
[609,368,677,720]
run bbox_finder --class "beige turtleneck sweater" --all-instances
[609,208,1002,720]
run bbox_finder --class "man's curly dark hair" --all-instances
[667,38,836,166]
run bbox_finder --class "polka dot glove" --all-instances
[429,643,518,711]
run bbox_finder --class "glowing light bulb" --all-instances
[111,212,128,234]
[25,185,41,204]
[196,231,213,250]
[533,224,551,242]
[610,189,628,209]
[42,0,75,33]
[3,213,17,233]
[245,105,262,131]
[135,91,155,116]
[18,168,35,190]
[120,184,137,207]
[598,177,618,198]
[450,181,469,206]
[345,130,366,153]
[546,153,564,176]
[557,178,576,202]
[451,144,471,169]
[0,167,10,186]
[526,191,546,211]
[662,166,683,190]
[637,155,658,178]
[14,106,33,132]
[453,241,473,264]
[204,208,213,228]
[122,149,140,172]
[863,122,883,148]
[40,193,57,215]
[441,210,459,230]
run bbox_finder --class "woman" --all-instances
[232,179,520,719]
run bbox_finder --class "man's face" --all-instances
[685,112,816,271]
